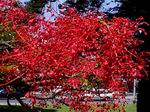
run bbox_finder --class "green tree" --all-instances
[0,24,16,52]
[25,0,48,13]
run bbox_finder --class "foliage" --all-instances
[0,1,149,112]
[25,0,48,13]
[66,0,102,12]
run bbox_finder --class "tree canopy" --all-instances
[0,1,149,112]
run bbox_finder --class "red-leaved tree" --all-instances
[0,1,149,112]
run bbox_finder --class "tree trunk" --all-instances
[7,94,38,112]
[137,79,150,112]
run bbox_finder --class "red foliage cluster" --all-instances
[0,1,149,112]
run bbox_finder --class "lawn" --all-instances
[108,104,136,112]
[125,104,136,112]
[0,104,136,112]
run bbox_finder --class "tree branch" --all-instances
[0,41,14,49]
[0,73,25,87]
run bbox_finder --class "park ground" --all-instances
[0,104,136,112]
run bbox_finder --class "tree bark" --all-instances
[137,79,150,112]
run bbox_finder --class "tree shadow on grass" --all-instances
[43,109,58,112]
[0,106,58,112]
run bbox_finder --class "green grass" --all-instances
[125,104,136,112]
[0,104,136,112]
[44,104,70,112]
[108,104,136,112]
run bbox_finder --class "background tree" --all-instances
[24,0,48,13]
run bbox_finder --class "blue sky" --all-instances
[100,0,122,14]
